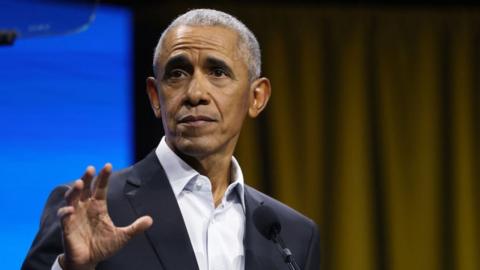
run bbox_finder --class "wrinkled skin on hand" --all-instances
[57,164,153,270]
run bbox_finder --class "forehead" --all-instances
[158,25,242,64]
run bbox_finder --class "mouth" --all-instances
[177,115,217,126]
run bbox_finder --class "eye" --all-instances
[168,69,187,79]
[210,68,229,78]
[162,68,189,82]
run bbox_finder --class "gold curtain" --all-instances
[234,7,480,270]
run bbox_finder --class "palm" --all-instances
[64,197,123,264]
[58,164,152,270]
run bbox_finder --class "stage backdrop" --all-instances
[0,5,132,269]
[234,7,480,270]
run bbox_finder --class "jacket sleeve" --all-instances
[21,185,69,270]
[304,221,321,270]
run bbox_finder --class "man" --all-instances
[22,9,320,270]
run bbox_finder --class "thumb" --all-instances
[121,216,153,239]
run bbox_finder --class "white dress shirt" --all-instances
[52,137,246,270]
[156,137,246,270]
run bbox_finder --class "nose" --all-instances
[184,73,210,107]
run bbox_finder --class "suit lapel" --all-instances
[244,187,278,270]
[124,151,199,270]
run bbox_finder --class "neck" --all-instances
[165,136,240,207]
[185,153,232,207]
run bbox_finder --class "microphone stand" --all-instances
[271,232,301,270]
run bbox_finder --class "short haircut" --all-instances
[153,9,261,81]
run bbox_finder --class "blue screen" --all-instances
[0,5,132,268]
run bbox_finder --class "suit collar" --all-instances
[125,151,199,270]
[244,186,277,269]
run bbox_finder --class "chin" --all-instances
[173,136,218,157]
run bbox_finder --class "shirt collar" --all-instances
[155,136,245,210]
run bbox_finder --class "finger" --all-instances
[64,180,84,206]
[57,206,75,220]
[93,163,112,200]
[80,165,95,201]
[121,216,153,239]
[57,206,75,234]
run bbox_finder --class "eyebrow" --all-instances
[163,55,193,74]
[205,57,235,79]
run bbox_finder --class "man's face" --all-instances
[149,25,253,158]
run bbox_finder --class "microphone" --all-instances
[253,205,301,270]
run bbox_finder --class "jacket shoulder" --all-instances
[244,185,321,270]
[245,185,317,228]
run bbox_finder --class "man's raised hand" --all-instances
[57,164,153,270]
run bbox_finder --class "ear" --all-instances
[146,77,162,119]
[248,77,271,118]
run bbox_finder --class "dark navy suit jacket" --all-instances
[22,151,320,270]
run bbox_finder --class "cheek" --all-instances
[159,90,182,123]
[220,89,250,125]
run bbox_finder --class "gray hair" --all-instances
[153,9,261,80]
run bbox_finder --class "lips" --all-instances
[177,115,216,125]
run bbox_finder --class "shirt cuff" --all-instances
[51,255,64,270]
